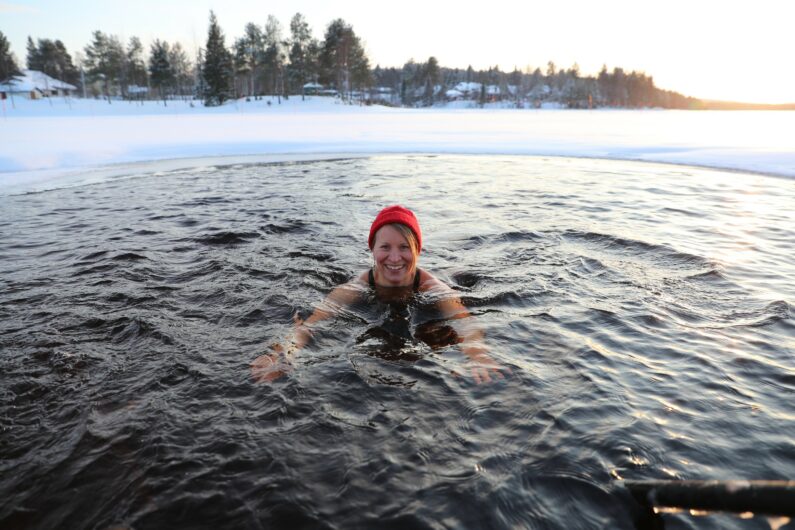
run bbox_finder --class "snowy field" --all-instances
[1,95,793,195]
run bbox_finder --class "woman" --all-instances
[251,205,508,384]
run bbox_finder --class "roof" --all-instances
[0,70,77,92]
[454,82,482,93]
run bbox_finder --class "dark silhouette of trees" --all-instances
[25,37,79,86]
[0,31,20,81]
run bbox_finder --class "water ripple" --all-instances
[1,155,793,529]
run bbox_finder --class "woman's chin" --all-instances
[379,268,411,285]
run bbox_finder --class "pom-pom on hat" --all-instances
[368,205,422,253]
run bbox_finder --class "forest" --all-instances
[1,12,706,109]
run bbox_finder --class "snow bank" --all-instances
[1,96,793,195]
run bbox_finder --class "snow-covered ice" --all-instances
[1,95,793,195]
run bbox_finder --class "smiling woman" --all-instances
[250,204,510,384]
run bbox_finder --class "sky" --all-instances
[2,0,793,104]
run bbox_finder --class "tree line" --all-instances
[383,59,699,109]
[2,13,699,109]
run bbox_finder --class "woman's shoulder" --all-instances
[353,270,371,287]
[417,269,450,292]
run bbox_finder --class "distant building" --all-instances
[445,88,464,101]
[367,86,396,104]
[127,85,149,98]
[452,82,482,99]
[0,70,77,99]
[302,82,324,95]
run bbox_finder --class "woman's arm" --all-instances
[251,278,365,383]
[425,276,509,384]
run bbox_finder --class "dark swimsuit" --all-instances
[363,268,459,353]
[369,268,422,291]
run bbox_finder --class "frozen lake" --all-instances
[1,97,793,197]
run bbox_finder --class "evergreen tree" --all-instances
[0,31,20,81]
[262,15,287,101]
[400,59,419,106]
[26,36,38,70]
[83,31,125,99]
[37,39,60,78]
[597,64,609,106]
[233,23,264,98]
[168,42,192,98]
[423,56,440,105]
[148,39,173,103]
[24,37,79,85]
[610,67,627,106]
[54,40,79,85]
[202,10,233,106]
[126,37,148,92]
[288,12,318,99]
[319,19,370,100]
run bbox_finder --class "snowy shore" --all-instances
[1,96,793,194]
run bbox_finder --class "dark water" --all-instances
[1,155,793,529]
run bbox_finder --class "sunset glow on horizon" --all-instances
[2,0,793,104]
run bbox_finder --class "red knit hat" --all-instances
[368,205,422,253]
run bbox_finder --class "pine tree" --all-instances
[233,22,263,98]
[319,19,370,101]
[84,31,125,100]
[288,12,317,99]
[53,40,79,86]
[23,38,79,85]
[262,15,287,102]
[168,42,192,98]
[126,37,148,93]
[202,10,233,106]
[149,39,173,103]
[26,36,38,70]
[424,56,440,105]
[0,31,20,81]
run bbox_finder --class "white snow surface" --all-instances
[1,96,793,195]
[0,70,78,92]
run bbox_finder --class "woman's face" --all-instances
[372,224,417,286]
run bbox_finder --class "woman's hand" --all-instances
[461,345,511,384]
[467,353,510,384]
[250,343,294,383]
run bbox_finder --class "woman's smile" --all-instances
[373,225,416,286]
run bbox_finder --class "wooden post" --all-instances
[622,480,795,516]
